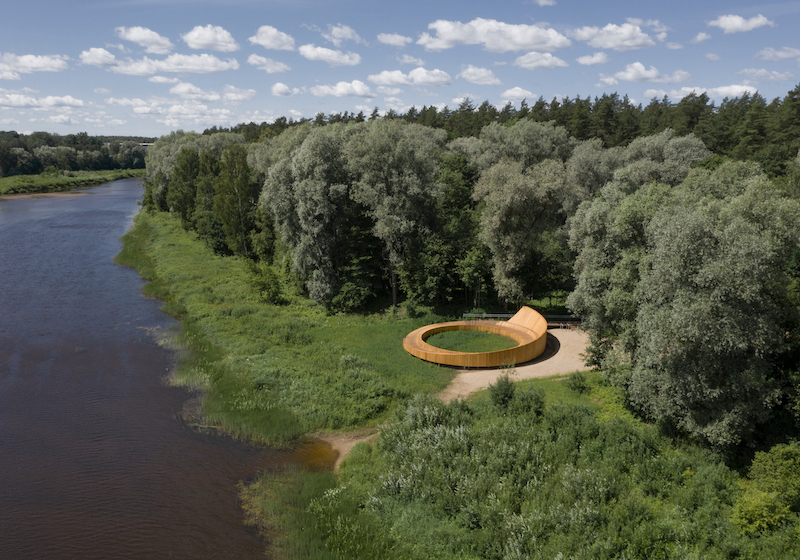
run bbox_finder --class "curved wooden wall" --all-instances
[402,306,548,368]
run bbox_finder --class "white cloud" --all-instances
[298,44,361,66]
[100,54,240,75]
[105,97,149,107]
[737,68,795,82]
[691,32,711,44]
[377,86,403,95]
[94,88,111,94]
[79,48,116,67]
[417,18,571,53]
[148,76,180,84]
[708,14,775,33]
[310,80,375,97]
[666,43,683,50]
[611,62,690,83]
[368,68,451,87]
[500,86,534,101]
[368,70,412,86]
[1,53,70,79]
[181,25,239,52]
[271,82,301,97]
[0,93,84,109]
[322,24,364,47]
[643,85,758,100]
[705,53,721,61]
[576,52,608,65]
[398,54,424,65]
[408,67,451,86]
[223,85,256,103]
[377,33,412,47]
[514,52,568,69]
[572,23,655,51]
[533,0,556,5]
[248,26,296,51]
[247,54,290,73]
[115,26,173,54]
[457,65,502,85]
[170,82,221,101]
[756,47,800,62]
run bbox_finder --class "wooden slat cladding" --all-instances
[403,306,547,368]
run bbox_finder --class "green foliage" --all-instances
[0,168,145,195]
[488,373,515,409]
[566,370,589,393]
[425,330,517,353]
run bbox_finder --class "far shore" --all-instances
[0,192,88,201]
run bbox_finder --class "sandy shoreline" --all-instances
[321,328,590,470]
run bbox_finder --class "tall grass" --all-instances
[117,211,453,443]
[0,169,146,195]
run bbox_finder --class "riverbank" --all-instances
[0,168,146,196]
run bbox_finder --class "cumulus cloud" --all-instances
[85,53,240,75]
[457,65,502,85]
[667,43,683,50]
[417,18,571,53]
[223,85,256,103]
[572,23,655,51]
[247,54,290,73]
[708,14,775,33]
[705,53,721,61]
[533,0,556,5]
[1,53,70,79]
[607,62,690,84]
[0,93,84,109]
[377,86,403,95]
[322,24,364,47]
[310,80,375,97]
[377,33,412,47]
[271,82,301,97]
[298,44,361,66]
[691,32,711,44]
[398,54,424,65]
[115,26,173,54]
[105,97,149,107]
[94,88,111,94]
[79,48,116,67]
[170,82,221,101]
[182,25,239,52]
[643,85,758,100]
[737,68,795,82]
[628,18,669,41]
[576,52,608,65]
[756,47,800,62]
[149,76,180,84]
[248,26,296,50]
[500,86,534,101]
[368,67,451,86]
[514,52,568,69]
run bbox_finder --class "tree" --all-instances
[214,144,260,257]
[346,120,448,306]
[166,147,200,229]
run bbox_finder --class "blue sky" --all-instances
[2,0,799,136]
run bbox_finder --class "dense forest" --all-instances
[0,130,153,177]
[135,85,800,558]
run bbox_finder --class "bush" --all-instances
[566,370,589,393]
[489,374,515,409]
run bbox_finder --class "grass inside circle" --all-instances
[425,330,518,353]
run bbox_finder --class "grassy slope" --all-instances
[117,211,453,443]
[0,169,146,195]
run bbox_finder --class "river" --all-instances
[0,180,330,559]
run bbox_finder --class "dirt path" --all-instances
[439,329,589,402]
[322,328,589,470]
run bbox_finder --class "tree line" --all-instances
[0,130,153,177]
[142,86,800,451]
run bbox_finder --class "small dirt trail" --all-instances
[321,329,589,470]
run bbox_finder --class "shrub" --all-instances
[489,374,515,409]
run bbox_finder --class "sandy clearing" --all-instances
[322,328,590,470]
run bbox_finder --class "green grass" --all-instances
[0,169,145,195]
[425,330,517,352]
[117,211,454,444]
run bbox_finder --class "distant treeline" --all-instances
[204,83,800,176]
[0,131,155,177]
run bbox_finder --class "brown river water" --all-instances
[0,179,334,559]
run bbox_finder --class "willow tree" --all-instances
[346,120,448,306]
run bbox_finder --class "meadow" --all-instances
[0,168,146,195]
